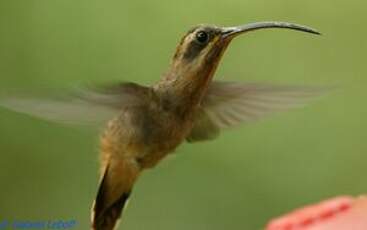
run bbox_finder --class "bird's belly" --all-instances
[102,108,192,169]
[136,123,190,168]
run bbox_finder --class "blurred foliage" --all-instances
[0,0,366,229]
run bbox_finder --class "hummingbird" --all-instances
[0,21,323,230]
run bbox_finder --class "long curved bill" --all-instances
[222,21,321,39]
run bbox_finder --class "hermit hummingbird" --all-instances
[0,21,322,230]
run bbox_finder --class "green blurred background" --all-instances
[0,0,366,229]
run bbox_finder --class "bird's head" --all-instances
[161,22,320,107]
[170,21,320,78]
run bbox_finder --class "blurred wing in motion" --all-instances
[187,109,220,142]
[0,82,150,126]
[187,81,327,142]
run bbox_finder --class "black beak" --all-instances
[222,21,321,39]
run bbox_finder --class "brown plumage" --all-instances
[0,22,323,230]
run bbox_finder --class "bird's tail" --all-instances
[91,159,140,230]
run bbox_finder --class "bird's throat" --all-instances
[156,60,219,115]
[155,40,229,116]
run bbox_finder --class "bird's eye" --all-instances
[195,31,209,44]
